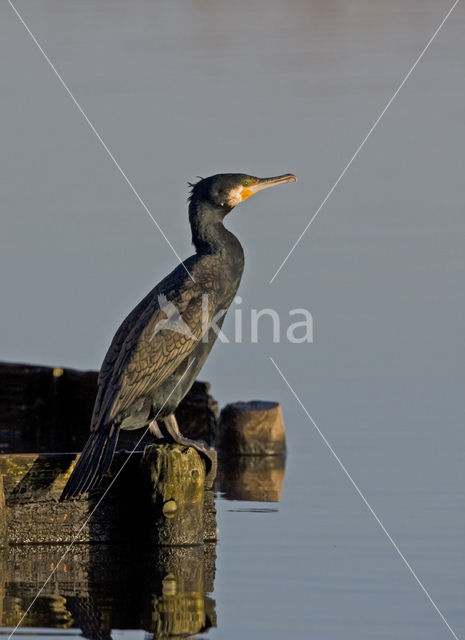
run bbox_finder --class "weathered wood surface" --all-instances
[1,543,217,635]
[0,476,6,548]
[142,444,217,546]
[216,400,286,455]
[0,446,217,545]
[0,361,219,453]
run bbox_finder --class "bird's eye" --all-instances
[242,180,249,187]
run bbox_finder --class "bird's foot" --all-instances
[161,414,214,474]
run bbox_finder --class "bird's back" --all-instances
[91,249,242,433]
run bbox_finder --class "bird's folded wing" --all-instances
[91,281,218,429]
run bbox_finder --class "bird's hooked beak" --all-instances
[240,173,297,202]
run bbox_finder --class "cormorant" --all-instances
[61,172,297,499]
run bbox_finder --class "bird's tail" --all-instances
[60,424,119,500]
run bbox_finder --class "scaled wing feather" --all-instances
[91,280,218,430]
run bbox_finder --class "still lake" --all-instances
[0,0,464,638]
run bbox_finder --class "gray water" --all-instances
[0,0,464,638]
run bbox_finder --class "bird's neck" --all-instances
[189,199,239,255]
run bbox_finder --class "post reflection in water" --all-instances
[0,543,217,639]
[216,454,286,503]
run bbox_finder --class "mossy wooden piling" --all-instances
[142,444,217,546]
[0,446,216,546]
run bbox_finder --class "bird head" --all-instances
[189,173,297,213]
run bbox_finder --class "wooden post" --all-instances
[141,444,216,546]
[216,401,286,455]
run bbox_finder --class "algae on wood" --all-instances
[142,444,213,546]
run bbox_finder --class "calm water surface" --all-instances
[0,0,464,638]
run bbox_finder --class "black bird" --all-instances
[61,172,297,499]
